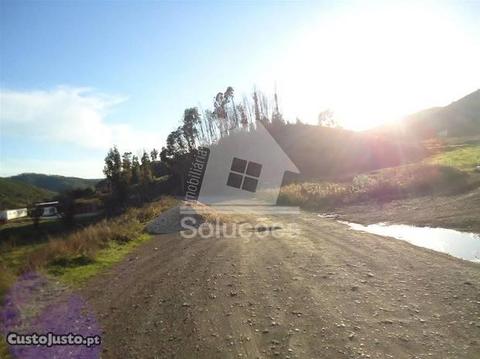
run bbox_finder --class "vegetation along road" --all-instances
[80,211,480,359]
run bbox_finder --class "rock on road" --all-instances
[81,211,480,359]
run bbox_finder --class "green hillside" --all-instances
[8,173,100,193]
[0,178,56,210]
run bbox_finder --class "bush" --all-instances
[278,164,475,210]
[22,197,176,272]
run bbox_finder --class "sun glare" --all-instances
[268,2,480,130]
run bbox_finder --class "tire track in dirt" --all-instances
[79,211,480,359]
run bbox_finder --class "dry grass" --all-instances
[428,144,480,172]
[0,197,176,358]
[22,197,177,272]
[188,201,244,223]
[279,164,476,210]
[0,262,16,299]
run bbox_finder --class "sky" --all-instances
[1,0,479,178]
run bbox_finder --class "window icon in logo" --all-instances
[226,157,262,192]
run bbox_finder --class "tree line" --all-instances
[102,85,343,208]
[103,86,290,201]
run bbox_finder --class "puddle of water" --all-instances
[340,221,480,263]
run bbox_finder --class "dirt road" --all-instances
[81,211,480,359]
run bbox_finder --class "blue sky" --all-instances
[1,0,479,178]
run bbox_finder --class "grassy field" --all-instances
[1,215,102,247]
[428,144,480,172]
[0,197,176,298]
[0,196,177,359]
[279,141,480,211]
[48,233,153,284]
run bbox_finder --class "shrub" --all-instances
[278,164,475,210]
[22,197,176,272]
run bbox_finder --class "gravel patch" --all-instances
[145,202,203,234]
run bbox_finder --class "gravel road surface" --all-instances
[81,211,480,359]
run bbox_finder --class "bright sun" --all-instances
[266,2,480,130]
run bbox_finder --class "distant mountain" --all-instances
[374,89,480,139]
[8,173,101,193]
[0,178,56,210]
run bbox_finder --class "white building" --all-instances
[35,201,60,218]
[0,208,28,222]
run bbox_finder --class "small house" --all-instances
[34,201,60,218]
[0,208,28,223]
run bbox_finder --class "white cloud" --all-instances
[0,86,160,151]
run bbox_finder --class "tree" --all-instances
[150,148,159,161]
[259,91,271,123]
[253,89,261,122]
[237,104,249,129]
[182,108,201,152]
[159,147,168,163]
[122,152,132,184]
[224,86,238,128]
[161,127,187,161]
[214,92,227,137]
[318,109,340,128]
[103,146,122,187]
[131,155,141,184]
[103,146,128,207]
[160,110,205,195]
[212,86,239,136]
[199,109,218,145]
[271,87,285,126]
[59,192,76,228]
[28,205,42,229]
[140,151,153,183]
